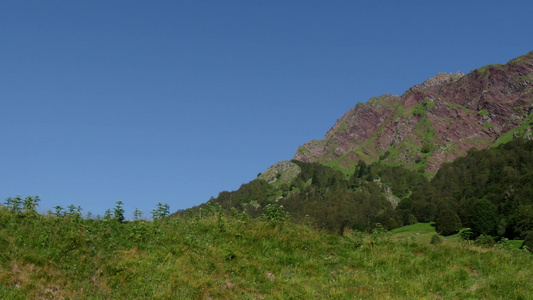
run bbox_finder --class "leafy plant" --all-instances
[22,195,40,214]
[262,204,290,223]
[152,202,170,221]
[475,234,495,248]
[4,195,23,212]
[459,228,474,241]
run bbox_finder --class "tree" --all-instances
[509,205,533,239]
[435,209,462,236]
[354,160,368,178]
[114,200,125,223]
[471,199,498,236]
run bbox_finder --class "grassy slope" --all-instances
[1,208,532,299]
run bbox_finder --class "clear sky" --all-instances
[2,1,532,218]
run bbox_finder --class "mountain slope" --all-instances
[294,51,533,173]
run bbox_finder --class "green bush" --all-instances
[459,228,474,240]
[435,209,462,236]
[475,234,495,247]
[430,234,442,245]
[262,204,290,223]
[523,231,533,252]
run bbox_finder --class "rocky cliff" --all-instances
[294,51,533,173]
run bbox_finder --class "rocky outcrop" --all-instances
[257,161,301,185]
[294,51,533,173]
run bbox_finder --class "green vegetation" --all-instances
[297,146,311,155]
[509,51,533,64]
[482,121,494,129]
[524,231,533,252]
[435,209,462,236]
[389,222,435,235]
[411,98,435,117]
[2,139,533,298]
[403,138,533,241]
[207,138,533,254]
[1,202,532,299]
[477,64,503,77]
[337,123,347,133]
[478,109,489,117]
[492,113,533,147]
[205,160,428,234]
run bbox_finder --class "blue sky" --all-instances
[2,1,532,218]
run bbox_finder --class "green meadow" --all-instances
[1,203,531,299]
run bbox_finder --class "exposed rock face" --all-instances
[294,51,533,173]
[257,161,301,184]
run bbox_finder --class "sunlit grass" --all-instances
[1,207,532,299]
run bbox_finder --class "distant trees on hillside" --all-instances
[196,138,533,239]
[404,138,533,240]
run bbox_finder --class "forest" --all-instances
[201,138,533,247]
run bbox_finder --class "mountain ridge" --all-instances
[182,50,533,236]
[293,51,533,173]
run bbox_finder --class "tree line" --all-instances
[202,138,533,246]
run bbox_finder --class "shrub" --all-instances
[496,237,512,250]
[262,204,290,223]
[435,209,462,236]
[523,231,533,252]
[459,228,474,241]
[475,234,495,247]
[430,234,442,245]
[407,214,418,225]
[421,142,432,154]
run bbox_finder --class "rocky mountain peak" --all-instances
[293,51,533,173]
[407,72,465,93]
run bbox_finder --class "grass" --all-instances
[390,222,436,235]
[1,206,532,299]
[337,123,347,133]
[478,109,489,117]
[477,64,504,77]
[492,112,533,147]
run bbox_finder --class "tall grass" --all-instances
[0,205,531,299]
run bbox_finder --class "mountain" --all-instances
[181,50,533,236]
[294,51,533,173]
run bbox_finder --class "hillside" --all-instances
[294,51,533,173]
[402,138,533,239]
[204,137,533,242]
[198,50,533,237]
[1,205,532,299]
